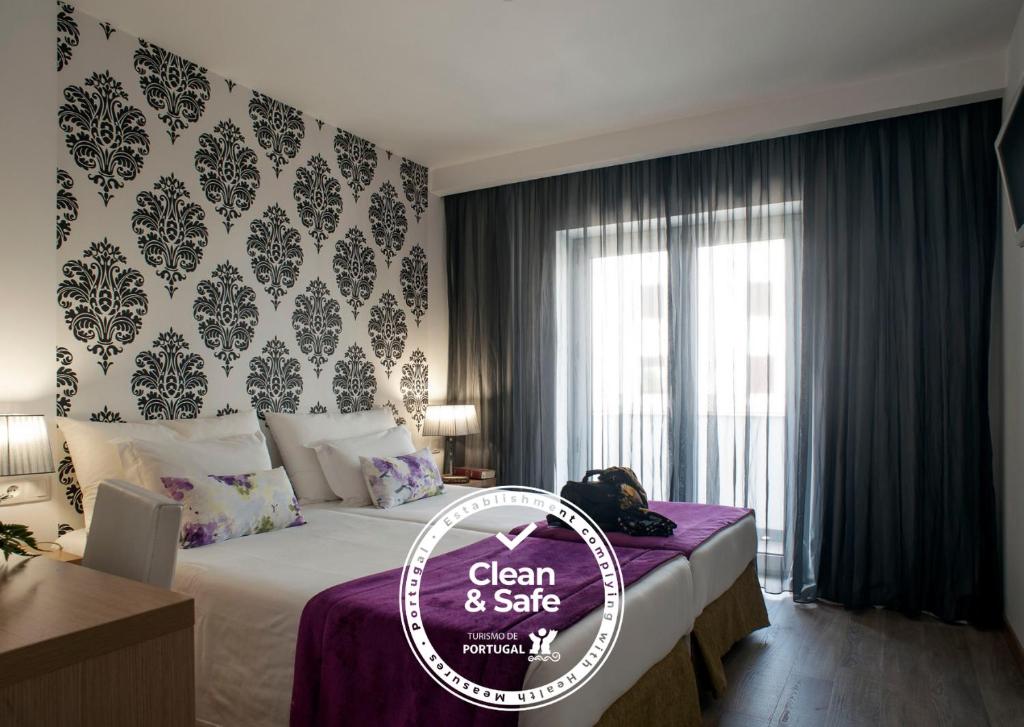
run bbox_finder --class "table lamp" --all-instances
[421,404,480,475]
[0,415,55,504]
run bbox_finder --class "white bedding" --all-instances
[67,505,695,727]
[59,486,756,617]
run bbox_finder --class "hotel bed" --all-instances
[59,487,764,724]
[61,504,696,727]
[54,410,766,724]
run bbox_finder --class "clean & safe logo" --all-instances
[399,487,624,712]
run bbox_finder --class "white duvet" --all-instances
[105,505,693,727]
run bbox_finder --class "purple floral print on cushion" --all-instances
[181,519,218,548]
[288,498,306,527]
[162,476,194,501]
[372,458,403,481]
[403,451,428,479]
[212,473,255,496]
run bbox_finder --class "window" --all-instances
[556,206,795,521]
[555,224,670,497]
[696,238,787,419]
[586,250,670,496]
[695,238,788,532]
[590,250,668,417]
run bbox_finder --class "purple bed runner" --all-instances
[521,501,753,557]
[290,501,752,726]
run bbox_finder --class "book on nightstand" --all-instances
[454,466,495,480]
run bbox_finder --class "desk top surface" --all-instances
[0,556,192,683]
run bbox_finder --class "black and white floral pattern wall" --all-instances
[51,4,440,531]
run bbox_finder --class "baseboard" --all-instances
[1008,619,1024,674]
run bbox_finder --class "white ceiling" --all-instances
[77,0,1020,172]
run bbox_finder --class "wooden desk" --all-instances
[0,556,194,726]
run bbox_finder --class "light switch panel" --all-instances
[0,476,51,507]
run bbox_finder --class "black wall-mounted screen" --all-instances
[997,84,1024,244]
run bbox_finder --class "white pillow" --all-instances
[59,418,175,529]
[161,410,261,439]
[313,426,416,505]
[58,412,261,529]
[265,409,396,503]
[116,432,274,495]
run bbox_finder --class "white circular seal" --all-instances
[399,486,625,711]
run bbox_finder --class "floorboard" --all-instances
[702,594,1024,727]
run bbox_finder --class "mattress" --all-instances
[65,505,695,727]
[346,485,758,614]
[687,513,757,609]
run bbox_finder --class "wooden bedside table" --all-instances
[0,557,194,726]
[468,477,497,488]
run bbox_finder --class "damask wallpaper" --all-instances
[48,3,443,535]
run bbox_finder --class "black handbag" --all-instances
[548,466,676,537]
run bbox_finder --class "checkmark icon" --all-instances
[495,522,536,550]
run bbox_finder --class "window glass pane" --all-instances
[588,250,669,495]
[697,239,786,418]
[557,208,794,513]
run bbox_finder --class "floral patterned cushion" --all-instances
[360,448,444,509]
[160,467,305,548]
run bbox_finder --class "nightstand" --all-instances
[468,478,497,488]
[0,557,194,725]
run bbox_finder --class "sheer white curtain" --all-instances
[688,204,800,592]
[555,203,801,592]
[555,220,670,497]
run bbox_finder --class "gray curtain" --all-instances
[799,102,1001,623]
[445,183,561,490]
[445,100,1001,621]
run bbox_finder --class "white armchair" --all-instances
[82,480,182,588]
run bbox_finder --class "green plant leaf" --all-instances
[0,521,39,560]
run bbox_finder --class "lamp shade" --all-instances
[421,405,480,437]
[0,415,55,477]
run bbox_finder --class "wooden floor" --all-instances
[701,593,1024,727]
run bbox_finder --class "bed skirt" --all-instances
[595,632,701,727]
[691,561,769,697]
